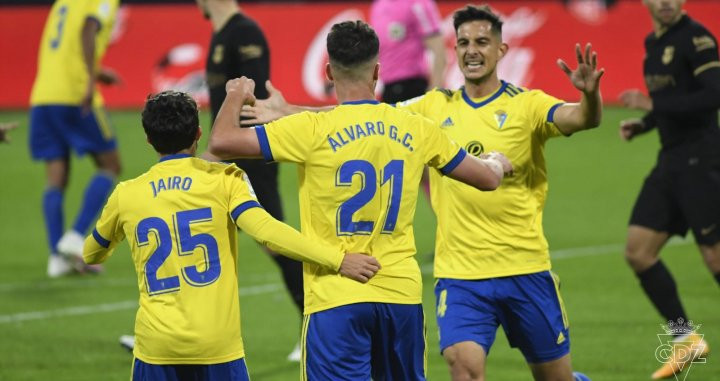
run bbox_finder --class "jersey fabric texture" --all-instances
[256,100,465,314]
[631,15,720,245]
[435,272,570,363]
[301,303,426,381]
[400,82,565,279]
[30,0,118,106]
[90,155,260,364]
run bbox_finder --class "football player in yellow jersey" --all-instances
[29,0,123,278]
[82,90,381,381]
[238,5,604,381]
[207,21,513,381]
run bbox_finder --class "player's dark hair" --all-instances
[142,91,199,154]
[327,20,379,76]
[453,4,503,37]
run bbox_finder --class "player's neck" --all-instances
[463,76,502,99]
[653,12,684,37]
[334,81,377,104]
[209,3,240,31]
[158,146,196,161]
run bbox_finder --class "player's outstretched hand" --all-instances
[97,67,122,86]
[0,122,18,143]
[619,118,645,141]
[557,43,605,95]
[339,253,381,283]
[225,77,256,106]
[241,80,289,126]
[618,89,652,111]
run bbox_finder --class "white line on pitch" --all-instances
[0,283,283,325]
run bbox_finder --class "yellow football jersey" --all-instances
[258,100,465,314]
[91,155,258,364]
[30,0,118,106]
[400,82,565,279]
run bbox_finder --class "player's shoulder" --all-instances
[397,87,457,108]
[684,16,716,37]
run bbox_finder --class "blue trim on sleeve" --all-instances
[159,153,192,162]
[461,81,507,109]
[231,201,263,221]
[93,228,110,249]
[547,103,565,123]
[254,125,274,162]
[341,100,380,105]
[440,149,467,175]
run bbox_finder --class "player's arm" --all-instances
[239,81,335,126]
[83,188,124,264]
[81,17,101,111]
[235,205,381,283]
[417,0,446,89]
[553,43,604,135]
[207,77,263,159]
[444,151,512,190]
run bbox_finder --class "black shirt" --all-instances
[206,13,270,123]
[642,15,720,151]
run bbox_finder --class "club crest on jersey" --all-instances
[494,110,508,129]
[465,141,484,157]
[212,45,224,64]
[662,46,674,65]
[440,117,454,128]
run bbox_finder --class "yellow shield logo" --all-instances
[662,46,674,65]
[212,45,224,64]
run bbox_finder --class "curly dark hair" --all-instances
[453,4,503,37]
[327,20,379,74]
[141,91,199,154]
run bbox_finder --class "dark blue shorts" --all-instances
[29,105,117,160]
[302,302,426,381]
[434,271,570,363]
[131,357,249,381]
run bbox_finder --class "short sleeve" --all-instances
[225,165,263,224]
[688,27,720,77]
[420,117,465,174]
[256,111,317,163]
[85,0,114,28]
[92,186,124,249]
[412,0,442,37]
[524,90,566,141]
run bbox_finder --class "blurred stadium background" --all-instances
[1,1,719,380]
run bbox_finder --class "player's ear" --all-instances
[373,63,380,81]
[325,63,334,82]
[196,126,202,141]
[498,42,509,60]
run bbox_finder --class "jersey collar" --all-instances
[159,153,192,162]
[461,81,507,109]
[341,100,381,105]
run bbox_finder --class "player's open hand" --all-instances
[619,118,645,141]
[225,77,256,106]
[241,80,289,126]
[0,122,18,143]
[619,89,652,111]
[339,253,381,283]
[557,43,605,95]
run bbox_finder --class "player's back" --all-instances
[30,0,118,105]
[258,100,463,313]
[110,155,248,364]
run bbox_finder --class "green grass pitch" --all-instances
[0,108,717,380]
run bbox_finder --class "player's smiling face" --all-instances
[455,20,507,84]
[643,0,685,27]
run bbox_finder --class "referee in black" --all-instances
[618,0,720,379]
[198,0,304,362]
